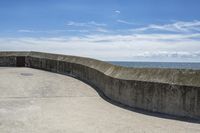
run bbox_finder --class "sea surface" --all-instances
[109,61,200,70]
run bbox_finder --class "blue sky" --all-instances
[0,0,200,62]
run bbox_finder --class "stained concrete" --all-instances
[0,67,200,133]
[1,51,200,119]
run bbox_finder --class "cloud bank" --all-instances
[1,34,200,62]
[1,20,200,62]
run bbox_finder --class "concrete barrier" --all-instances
[0,51,200,120]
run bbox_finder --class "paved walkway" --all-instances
[0,67,199,133]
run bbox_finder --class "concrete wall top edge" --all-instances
[0,51,30,56]
[1,51,200,87]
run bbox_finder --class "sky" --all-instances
[0,0,200,62]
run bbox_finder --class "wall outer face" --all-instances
[0,51,200,120]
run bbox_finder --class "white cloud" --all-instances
[2,20,200,62]
[17,28,106,34]
[66,21,107,27]
[66,21,85,27]
[88,21,107,27]
[134,20,200,33]
[1,33,200,62]
[17,28,108,35]
[95,27,109,33]
[115,10,121,14]
[17,29,68,34]
[18,29,34,33]
[117,19,136,25]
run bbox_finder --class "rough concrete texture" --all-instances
[26,51,200,87]
[0,67,200,133]
[0,51,200,119]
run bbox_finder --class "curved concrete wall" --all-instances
[0,51,200,120]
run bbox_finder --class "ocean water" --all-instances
[109,61,200,70]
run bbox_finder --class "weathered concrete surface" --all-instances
[0,67,200,133]
[0,51,200,119]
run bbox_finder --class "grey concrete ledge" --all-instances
[0,51,200,120]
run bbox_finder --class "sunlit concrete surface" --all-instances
[0,67,199,133]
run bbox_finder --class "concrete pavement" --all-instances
[0,67,199,133]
